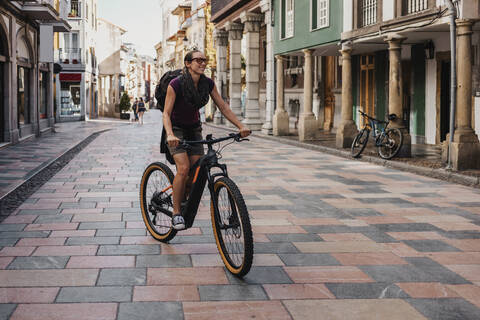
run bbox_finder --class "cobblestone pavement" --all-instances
[0,120,126,199]
[0,110,480,319]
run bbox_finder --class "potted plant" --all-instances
[119,92,131,120]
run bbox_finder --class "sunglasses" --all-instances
[191,57,208,65]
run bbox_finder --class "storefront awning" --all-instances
[60,73,82,82]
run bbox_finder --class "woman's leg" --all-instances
[172,152,190,216]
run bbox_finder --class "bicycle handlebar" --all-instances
[358,110,386,124]
[181,133,249,146]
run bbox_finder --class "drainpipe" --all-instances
[446,0,457,170]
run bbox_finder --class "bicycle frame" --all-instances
[169,133,243,229]
[360,112,389,146]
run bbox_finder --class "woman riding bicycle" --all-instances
[163,50,251,230]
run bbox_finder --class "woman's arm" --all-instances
[163,85,180,147]
[210,84,251,137]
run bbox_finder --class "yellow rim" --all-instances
[140,164,174,240]
[211,181,244,274]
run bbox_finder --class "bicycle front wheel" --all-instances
[211,177,253,277]
[140,162,177,242]
[351,129,369,158]
[378,128,403,159]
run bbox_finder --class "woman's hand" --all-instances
[167,134,180,148]
[239,126,251,138]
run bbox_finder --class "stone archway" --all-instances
[16,29,34,128]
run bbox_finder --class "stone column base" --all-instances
[442,131,480,170]
[449,142,480,170]
[336,120,358,148]
[273,110,289,136]
[10,129,19,144]
[298,113,317,141]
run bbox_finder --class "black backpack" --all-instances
[155,69,182,111]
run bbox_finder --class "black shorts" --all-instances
[167,126,204,156]
[138,108,146,112]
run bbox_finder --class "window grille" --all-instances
[405,0,428,14]
[361,0,377,27]
[70,0,81,17]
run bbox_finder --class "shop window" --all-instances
[39,71,48,119]
[17,66,30,125]
[311,0,329,30]
[281,0,294,39]
[60,82,81,117]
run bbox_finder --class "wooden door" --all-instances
[359,55,375,126]
[323,56,335,130]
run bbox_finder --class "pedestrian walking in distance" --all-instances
[132,98,139,122]
[137,97,146,125]
[163,50,251,230]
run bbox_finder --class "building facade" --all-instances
[96,18,127,118]
[54,0,98,122]
[1,0,70,145]
[341,0,480,169]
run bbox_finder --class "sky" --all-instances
[97,0,167,57]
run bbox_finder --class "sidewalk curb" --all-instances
[205,123,480,189]
[0,129,111,218]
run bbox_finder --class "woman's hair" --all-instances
[184,50,202,64]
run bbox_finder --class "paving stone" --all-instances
[252,242,299,254]
[34,215,73,224]
[407,298,480,320]
[7,256,69,269]
[98,245,160,255]
[266,234,322,242]
[168,235,215,244]
[56,286,132,302]
[406,257,471,285]
[359,265,438,283]
[136,255,192,268]
[0,231,49,239]
[403,240,461,252]
[375,223,442,232]
[0,304,16,320]
[78,222,126,229]
[226,267,292,285]
[325,283,409,299]
[0,239,18,246]
[278,253,341,266]
[118,302,183,320]
[66,237,120,245]
[0,224,26,232]
[95,229,146,237]
[98,268,146,286]
[17,209,61,215]
[198,285,268,301]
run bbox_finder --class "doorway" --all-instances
[359,55,375,126]
[440,60,451,142]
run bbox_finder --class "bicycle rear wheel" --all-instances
[351,129,369,158]
[211,177,253,277]
[140,162,177,242]
[378,128,403,159]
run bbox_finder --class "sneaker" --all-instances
[172,214,185,230]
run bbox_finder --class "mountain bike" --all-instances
[139,133,253,277]
[351,110,403,159]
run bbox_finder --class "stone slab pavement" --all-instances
[0,110,479,319]
[0,119,128,200]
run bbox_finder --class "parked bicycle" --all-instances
[351,110,403,159]
[139,133,253,277]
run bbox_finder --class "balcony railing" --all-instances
[69,0,80,17]
[405,0,428,14]
[56,48,82,64]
